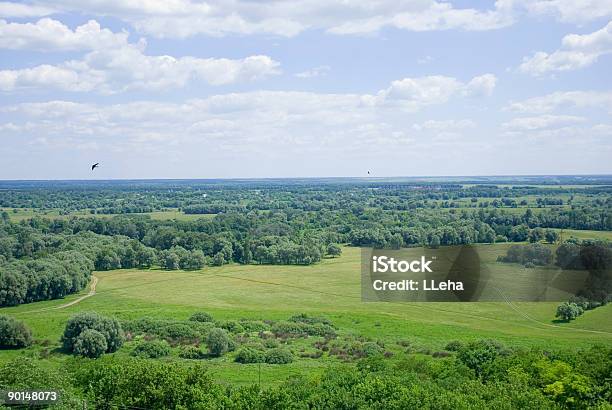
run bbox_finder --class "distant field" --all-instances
[0,208,215,222]
[2,245,610,386]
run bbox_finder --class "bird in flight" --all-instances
[91,163,100,171]
[367,171,371,175]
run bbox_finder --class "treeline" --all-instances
[0,251,92,306]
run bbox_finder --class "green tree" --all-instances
[0,315,32,348]
[73,329,107,358]
[326,243,342,257]
[555,302,583,322]
[206,328,230,357]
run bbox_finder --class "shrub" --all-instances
[131,340,171,358]
[445,340,463,352]
[457,339,508,377]
[239,320,269,332]
[265,348,293,364]
[216,320,244,334]
[189,312,213,323]
[263,338,279,348]
[157,323,199,341]
[362,342,384,357]
[62,312,123,354]
[178,345,205,359]
[235,347,265,364]
[207,328,231,357]
[0,315,33,349]
[73,329,107,358]
[555,302,584,322]
[288,313,335,327]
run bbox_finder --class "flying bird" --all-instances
[91,163,100,171]
[367,171,371,175]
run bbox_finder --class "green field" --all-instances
[2,245,610,386]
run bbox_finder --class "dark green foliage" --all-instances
[73,329,107,358]
[178,345,206,359]
[215,320,244,334]
[272,319,337,339]
[445,340,464,352]
[326,243,342,257]
[239,320,269,332]
[131,340,171,358]
[498,243,553,266]
[206,328,231,357]
[62,312,123,354]
[72,357,225,409]
[122,317,212,343]
[0,314,32,348]
[0,357,84,408]
[189,311,213,323]
[265,348,293,364]
[457,339,509,377]
[235,347,265,364]
[361,342,384,357]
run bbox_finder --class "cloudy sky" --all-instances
[0,0,611,179]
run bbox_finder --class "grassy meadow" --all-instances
[2,244,610,386]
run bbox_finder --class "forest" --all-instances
[1,178,611,307]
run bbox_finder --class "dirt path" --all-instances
[53,275,98,310]
[15,275,98,314]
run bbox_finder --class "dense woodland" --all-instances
[0,179,611,307]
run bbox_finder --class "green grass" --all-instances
[1,245,610,385]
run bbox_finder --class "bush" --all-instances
[239,320,269,332]
[555,302,584,322]
[445,340,463,352]
[457,339,508,377]
[0,315,33,349]
[263,338,279,348]
[265,348,293,364]
[189,312,213,323]
[131,340,171,358]
[216,320,244,334]
[178,345,205,359]
[73,329,107,358]
[206,328,231,357]
[362,342,384,357]
[235,347,265,364]
[62,312,123,354]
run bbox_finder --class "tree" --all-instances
[0,315,32,348]
[206,328,230,357]
[162,251,180,270]
[544,230,559,244]
[62,312,123,354]
[73,329,107,358]
[528,228,545,243]
[326,243,342,258]
[555,302,583,322]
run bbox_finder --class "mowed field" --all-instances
[1,244,611,385]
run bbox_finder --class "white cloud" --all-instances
[502,115,586,131]
[0,2,54,18]
[523,0,612,24]
[507,91,612,114]
[519,21,612,75]
[295,65,330,78]
[375,74,496,111]
[0,18,130,51]
[2,0,516,38]
[0,73,495,149]
[0,42,280,93]
[413,119,476,131]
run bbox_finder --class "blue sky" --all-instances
[0,1,611,179]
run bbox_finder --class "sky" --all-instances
[0,0,611,180]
